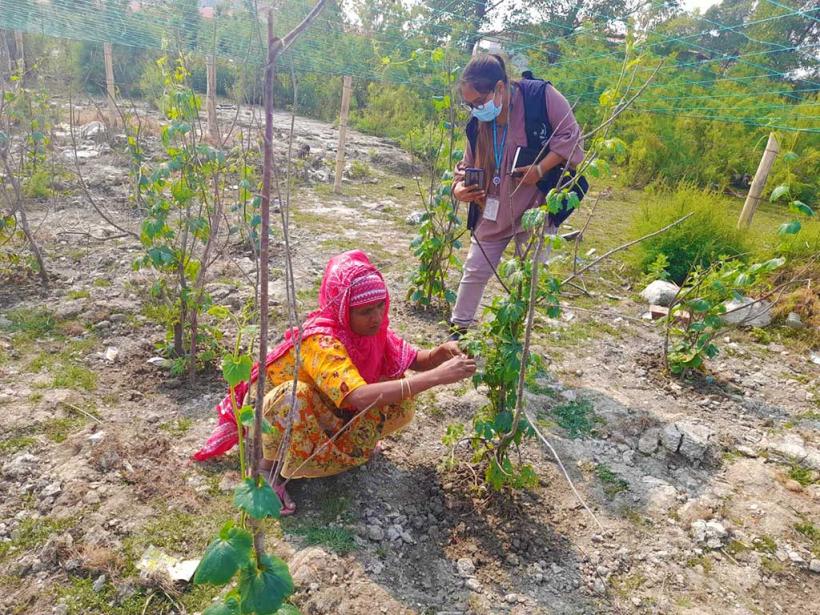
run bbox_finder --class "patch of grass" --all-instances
[57,576,219,615]
[752,535,777,555]
[1,516,75,563]
[610,572,645,598]
[284,521,356,555]
[795,521,820,556]
[53,364,97,391]
[42,416,85,443]
[620,505,652,527]
[550,398,601,438]
[685,554,713,574]
[67,289,90,300]
[159,417,193,438]
[724,539,751,557]
[2,308,56,338]
[595,463,629,498]
[760,556,786,575]
[788,464,817,487]
[0,435,36,455]
[92,278,111,288]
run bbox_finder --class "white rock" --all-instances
[146,356,172,368]
[809,559,820,573]
[785,312,804,328]
[640,280,680,306]
[103,347,119,363]
[638,428,661,455]
[79,121,106,140]
[456,557,476,577]
[405,211,425,225]
[367,526,384,542]
[41,482,62,498]
[465,577,483,592]
[721,297,773,327]
[92,574,106,592]
[677,422,715,463]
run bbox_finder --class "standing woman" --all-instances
[450,54,585,335]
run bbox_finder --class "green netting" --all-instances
[0,0,817,132]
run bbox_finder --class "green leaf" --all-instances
[783,151,799,162]
[277,605,301,615]
[203,597,241,615]
[688,298,711,313]
[194,523,253,586]
[207,305,230,320]
[769,184,790,202]
[234,477,281,519]
[789,200,814,217]
[222,354,252,387]
[778,220,801,235]
[238,554,294,615]
[238,405,254,427]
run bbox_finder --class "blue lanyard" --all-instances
[491,119,507,181]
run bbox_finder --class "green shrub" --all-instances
[631,183,749,284]
[353,83,427,140]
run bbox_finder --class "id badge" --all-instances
[484,196,500,222]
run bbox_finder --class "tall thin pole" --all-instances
[251,9,276,558]
[738,132,780,229]
[333,75,353,193]
[103,42,117,125]
[206,54,219,141]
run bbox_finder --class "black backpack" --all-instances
[465,78,588,227]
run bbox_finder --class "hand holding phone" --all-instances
[454,167,486,204]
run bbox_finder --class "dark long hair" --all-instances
[459,54,509,192]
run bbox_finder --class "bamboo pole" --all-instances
[737,132,779,229]
[14,31,24,75]
[206,54,219,141]
[103,42,117,126]
[333,75,353,193]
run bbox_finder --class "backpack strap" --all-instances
[517,78,553,152]
[466,116,478,158]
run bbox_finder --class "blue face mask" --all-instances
[471,90,503,122]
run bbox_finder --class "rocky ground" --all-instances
[0,98,818,615]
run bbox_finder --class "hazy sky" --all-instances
[681,0,722,12]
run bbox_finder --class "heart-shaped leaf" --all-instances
[223,355,252,387]
[789,200,814,217]
[238,554,294,615]
[238,405,255,427]
[194,522,253,586]
[202,595,241,615]
[234,477,281,519]
[778,220,801,235]
[770,184,790,202]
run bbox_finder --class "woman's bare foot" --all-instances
[273,482,296,516]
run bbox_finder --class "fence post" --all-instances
[13,31,24,74]
[206,54,219,141]
[103,42,117,125]
[737,132,779,229]
[333,75,353,194]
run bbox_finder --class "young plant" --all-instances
[769,152,815,236]
[406,47,466,310]
[665,256,785,377]
[194,307,295,615]
[131,56,231,377]
[0,72,53,287]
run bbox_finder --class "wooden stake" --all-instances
[103,42,117,126]
[333,75,353,194]
[14,31,24,75]
[738,132,779,229]
[206,54,219,141]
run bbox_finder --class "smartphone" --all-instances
[464,167,484,187]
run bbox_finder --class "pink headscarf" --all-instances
[193,250,417,461]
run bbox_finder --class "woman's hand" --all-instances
[436,340,466,360]
[453,180,486,204]
[513,163,542,187]
[433,355,477,385]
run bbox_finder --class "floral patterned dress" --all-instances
[257,334,414,478]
